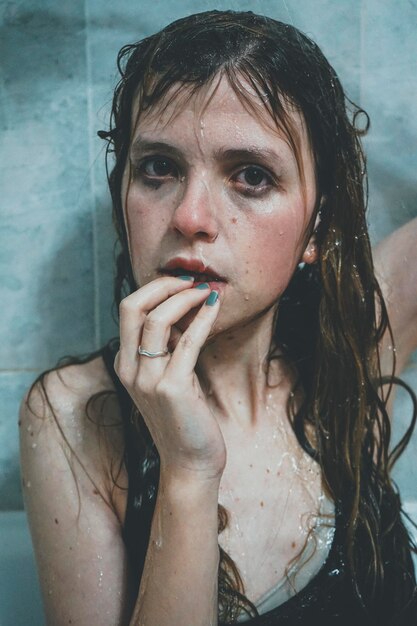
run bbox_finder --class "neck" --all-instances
[195,307,295,433]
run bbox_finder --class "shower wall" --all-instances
[1,0,416,509]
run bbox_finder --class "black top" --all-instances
[102,341,417,626]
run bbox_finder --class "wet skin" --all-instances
[121,76,318,351]
[115,80,326,609]
[116,75,321,461]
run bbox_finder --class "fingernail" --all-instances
[195,282,210,290]
[178,275,195,281]
[205,290,219,306]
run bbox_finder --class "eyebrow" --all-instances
[214,147,285,167]
[130,137,286,167]
[130,139,183,161]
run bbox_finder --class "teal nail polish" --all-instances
[205,290,219,306]
[195,282,210,290]
[178,275,195,281]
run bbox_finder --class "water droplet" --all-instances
[31,443,37,449]
[133,495,143,509]
[147,484,156,500]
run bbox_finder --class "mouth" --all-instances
[160,257,227,285]
[162,268,224,283]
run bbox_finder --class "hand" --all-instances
[114,276,227,482]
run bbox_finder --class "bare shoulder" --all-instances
[20,355,127,510]
[22,355,115,422]
[19,356,132,624]
[374,217,417,376]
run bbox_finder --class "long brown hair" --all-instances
[31,9,417,623]
[96,10,417,620]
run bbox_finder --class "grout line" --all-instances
[84,0,101,351]
[359,0,366,110]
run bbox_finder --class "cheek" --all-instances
[123,189,166,283]
[126,191,150,235]
[125,187,169,248]
[242,209,307,291]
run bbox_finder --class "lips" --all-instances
[161,257,226,282]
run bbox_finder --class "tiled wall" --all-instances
[1,0,416,510]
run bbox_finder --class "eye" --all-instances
[141,157,176,178]
[135,156,178,186]
[233,166,274,194]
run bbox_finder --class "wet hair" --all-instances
[96,9,417,620]
[29,9,416,623]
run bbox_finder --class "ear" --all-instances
[301,237,318,265]
[301,210,321,265]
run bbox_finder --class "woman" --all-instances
[19,10,417,626]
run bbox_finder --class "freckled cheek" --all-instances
[123,192,168,282]
[242,217,306,292]
[125,190,168,243]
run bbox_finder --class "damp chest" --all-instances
[217,449,334,607]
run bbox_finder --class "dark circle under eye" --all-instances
[244,167,266,186]
[151,159,173,176]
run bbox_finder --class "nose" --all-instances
[171,176,219,242]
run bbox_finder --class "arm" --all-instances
[21,277,225,626]
[116,275,226,626]
[19,364,133,625]
[374,216,417,377]
[131,472,221,626]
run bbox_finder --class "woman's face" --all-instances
[121,76,317,336]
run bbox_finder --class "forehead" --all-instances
[131,74,311,155]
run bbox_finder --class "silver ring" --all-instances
[138,345,169,358]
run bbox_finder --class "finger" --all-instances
[138,284,212,370]
[166,289,220,377]
[167,325,183,353]
[118,275,195,365]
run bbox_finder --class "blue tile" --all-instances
[0,210,96,371]
[1,1,98,370]
[0,512,45,625]
[0,371,41,511]
[95,198,120,345]
[361,0,417,242]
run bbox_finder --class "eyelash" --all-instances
[133,156,276,196]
